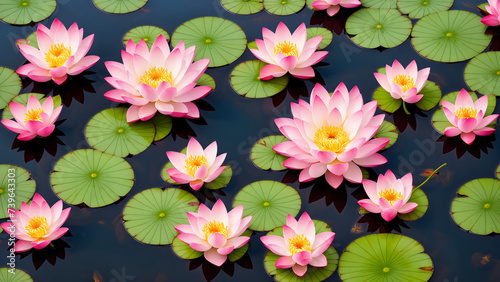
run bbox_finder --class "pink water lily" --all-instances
[175,199,252,266]
[260,213,335,277]
[166,138,227,191]
[1,95,62,141]
[311,0,361,17]
[481,0,500,26]
[442,89,498,145]
[250,22,328,80]
[358,170,417,222]
[0,193,71,252]
[273,83,389,189]
[374,60,430,104]
[16,18,99,85]
[104,35,211,123]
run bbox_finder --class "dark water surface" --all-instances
[1,0,499,281]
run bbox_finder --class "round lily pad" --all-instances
[0,67,21,110]
[0,165,36,219]
[250,135,289,171]
[360,0,397,8]
[411,10,492,63]
[451,178,500,235]
[172,236,203,259]
[346,8,412,49]
[150,114,172,142]
[93,0,148,14]
[85,107,156,157]
[414,81,442,111]
[230,60,289,98]
[233,180,301,231]
[0,0,56,25]
[397,0,454,19]
[263,0,305,15]
[204,166,233,190]
[0,268,33,281]
[196,73,216,89]
[373,120,398,150]
[338,233,434,281]
[171,17,247,68]
[123,25,169,49]
[123,187,199,245]
[397,188,428,221]
[464,51,500,96]
[373,86,402,113]
[496,164,500,180]
[306,27,333,50]
[2,93,62,120]
[221,0,264,14]
[25,31,38,48]
[50,149,134,208]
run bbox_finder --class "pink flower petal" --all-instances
[276,256,296,268]
[204,248,227,266]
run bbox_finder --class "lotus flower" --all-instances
[442,89,498,145]
[311,0,361,17]
[374,60,430,104]
[357,170,417,222]
[260,212,335,277]
[166,138,227,191]
[175,199,252,266]
[481,0,500,26]
[273,83,389,189]
[104,35,211,123]
[1,95,62,141]
[16,18,99,85]
[0,193,71,252]
[250,22,328,80]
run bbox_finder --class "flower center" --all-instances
[274,41,298,57]
[202,220,228,240]
[313,126,350,153]
[455,107,477,119]
[185,155,208,177]
[45,43,72,68]
[392,74,415,93]
[378,188,403,206]
[24,107,44,123]
[288,234,311,255]
[25,216,49,238]
[139,67,173,89]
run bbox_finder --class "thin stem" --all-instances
[413,163,447,192]
[402,101,410,115]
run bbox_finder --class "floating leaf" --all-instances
[263,0,305,15]
[151,114,172,142]
[415,80,441,111]
[360,0,397,8]
[93,0,147,14]
[373,120,398,150]
[2,93,61,120]
[397,0,454,19]
[373,86,402,113]
[161,147,187,185]
[171,17,247,67]
[221,0,263,14]
[123,25,169,49]
[50,149,134,208]
[230,60,289,98]
[305,0,316,10]
[0,67,21,110]
[25,31,38,48]
[478,3,488,13]
[250,135,289,170]
[306,27,333,50]
[0,0,56,25]
[247,41,258,50]
[464,51,500,96]
[496,164,500,180]
[123,187,199,245]
[171,236,203,259]
[227,229,252,262]
[233,180,301,231]
[0,165,36,219]
[0,268,33,281]
[204,166,233,190]
[196,73,216,89]
[397,188,429,221]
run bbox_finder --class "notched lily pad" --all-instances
[263,0,305,15]
[230,60,288,98]
[373,120,398,150]
[464,51,500,96]
[251,135,289,171]
[397,188,428,221]
[0,0,56,25]
[0,267,33,281]
[0,67,22,110]
[221,0,264,14]
[93,0,148,14]
[397,0,454,19]
[360,0,397,8]
[0,165,36,219]
[123,25,169,49]
[306,27,333,50]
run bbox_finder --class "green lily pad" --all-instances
[93,0,148,14]
[464,51,500,96]
[2,93,61,120]
[306,27,333,50]
[263,0,305,15]
[397,188,429,221]
[0,268,33,281]
[373,120,398,150]
[0,165,36,219]
[221,0,263,14]
[50,149,134,208]
[230,60,289,98]
[478,3,488,13]
[151,114,172,142]
[161,147,187,185]
[496,164,500,180]
[250,135,289,171]
[123,25,169,49]
[85,107,156,157]
[338,233,434,281]
[247,41,258,50]
[360,0,397,8]
[373,86,402,113]
[397,0,454,19]
[123,187,199,245]
[0,0,56,25]
[196,73,216,89]
[346,8,412,49]
[171,17,247,68]
[25,31,38,48]
[227,230,252,262]
[171,236,203,259]
[233,180,301,231]
[0,67,21,110]
[415,80,442,111]
[451,178,500,235]
[305,0,316,10]
[411,10,492,63]
[204,166,233,190]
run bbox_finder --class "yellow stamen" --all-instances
[383,267,390,272]
[24,107,44,123]
[202,220,228,240]
[139,67,173,89]
[185,155,208,177]
[392,74,415,93]
[263,201,270,206]
[313,126,350,153]
[455,107,477,119]
[288,234,311,255]
[45,43,72,68]
[446,32,453,37]
[90,173,97,178]
[159,212,165,217]
[378,188,403,206]
[376,24,382,29]
[25,216,49,238]
[274,41,298,57]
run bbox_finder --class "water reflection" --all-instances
[271,67,326,107]
[18,236,71,270]
[170,99,214,141]
[309,6,359,35]
[438,134,496,159]
[188,252,252,282]
[389,106,427,132]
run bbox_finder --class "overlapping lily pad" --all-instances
[496,164,500,180]
[397,188,429,221]
[373,86,402,113]
[397,0,453,19]
[464,51,500,96]
[373,120,398,150]
[24,31,38,48]
[414,81,442,111]
[122,187,199,245]
[306,27,333,50]
[123,25,169,49]
[0,0,56,25]
[263,0,305,15]
[250,135,289,170]
[0,67,21,110]
[93,0,147,14]
[50,149,134,208]
[360,0,397,8]
[0,268,33,281]
[230,60,289,98]
[0,165,36,219]
[150,114,172,142]
[2,93,61,120]
[196,73,216,89]
[221,0,264,14]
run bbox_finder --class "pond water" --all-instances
[0,0,499,281]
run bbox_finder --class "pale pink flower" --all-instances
[1,95,62,141]
[104,35,211,123]
[166,138,227,191]
[273,83,389,189]
[175,199,252,266]
[0,193,71,252]
[481,0,500,26]
[442,89,498,145]
[16,18,99,85]
[373,60,430,104]
[311,0,361,17]
[260,213,335,277]
[250,22,328,80]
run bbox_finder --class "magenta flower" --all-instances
[311,0,361,17]
[274,83,389,189]
[0,193,71,252]
[250,22,328,80]
[481,0,500,26]
[1,95,62,141]
[104,35,211,122]
[175,199,252,266]
[358,170,418,222]
[442,89,498,145]
[16,18,99,85]
[260,213,335,277]
[373,60,430,104]
[166,138,227,191]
